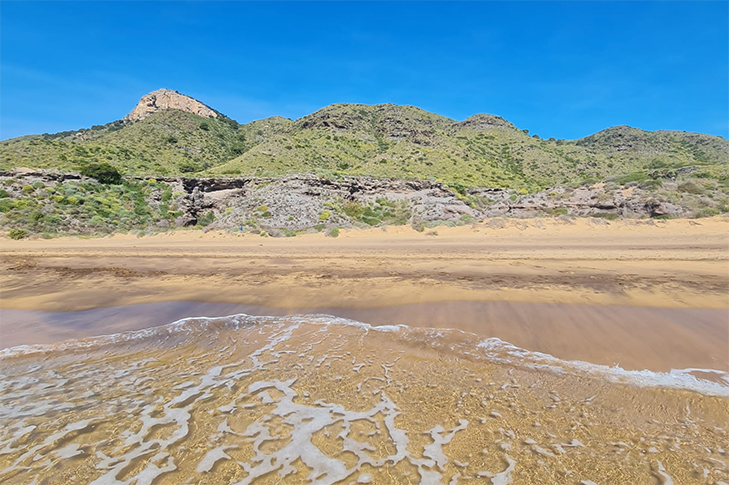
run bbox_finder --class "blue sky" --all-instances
[2,1,727,140]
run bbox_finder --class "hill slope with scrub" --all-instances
[0,89,727,238]
[1,90,727,193]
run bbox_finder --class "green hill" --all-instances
[1,92,727,192]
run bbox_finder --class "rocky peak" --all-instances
[458,114,518,132]
[124,89,218,121]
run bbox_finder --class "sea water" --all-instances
[0,314,727,484]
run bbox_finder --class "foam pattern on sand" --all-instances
[0,314,727,484]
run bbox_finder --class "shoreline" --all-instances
[1,299,727,373]
[2,217,727,373]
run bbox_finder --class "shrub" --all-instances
[0,189,9,198]
[179,161,203,173]
[8,229,28,240]
[362,215,381,226]
[343,201,365,219]
[591,212,620,221]
[22,185,34,194]
[678,181,704,195]
[640,180,663,190]
[545,207,568,216]
[161,187,173,203]
[326,227,339,238]
[80,163,123,184]
[197,211,215,227]
[319,210,331,221]
[695,208,720,218]
[615,172,649,185]
[411,220,425,232]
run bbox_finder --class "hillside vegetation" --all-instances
[1,101,727,192]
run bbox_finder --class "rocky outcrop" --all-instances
[155,174,692,231]
[0,169,721,237]
[457,114,518,132]
[124,89,218,121]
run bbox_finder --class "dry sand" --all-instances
[1,217,727,371]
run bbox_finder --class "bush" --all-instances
[179,161,203,173]
[7,229,28,240]
[319,210,331,221]
[411,220,425,232]
[326,227,339,238]
[545,207,568,216]
[678,181,704,195]
[362,215,381,226]
[80,163,123,184]
[591,212,620,221]
[197,211,215,227]
[695,208,720,218]
[615,172,649,185]
[0,189,9,198]
[343,201,365,219]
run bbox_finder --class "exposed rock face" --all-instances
[1,170,716,237]
[124,89,218,121]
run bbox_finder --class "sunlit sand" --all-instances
[1,217,728,484]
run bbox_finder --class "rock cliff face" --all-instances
[124,89,218,121]
[0,169,699,238]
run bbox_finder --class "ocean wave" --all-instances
[2,312,728,397]
[1,312,727,485]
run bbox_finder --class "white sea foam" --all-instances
[475,337,729,397]
[1,311,727,485]
[1,313,727,398]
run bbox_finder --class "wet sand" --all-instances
[1,300,727,372]
[1,217,728,373]
[1,218,729,485]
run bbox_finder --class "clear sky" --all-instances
[2,1,727,141]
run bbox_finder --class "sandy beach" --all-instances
[1,217,728,371]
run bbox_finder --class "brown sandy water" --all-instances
[0,315,727,485]
[1,300,727,372]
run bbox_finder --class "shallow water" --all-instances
[2,300,727,372]
[1,314,728,484]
